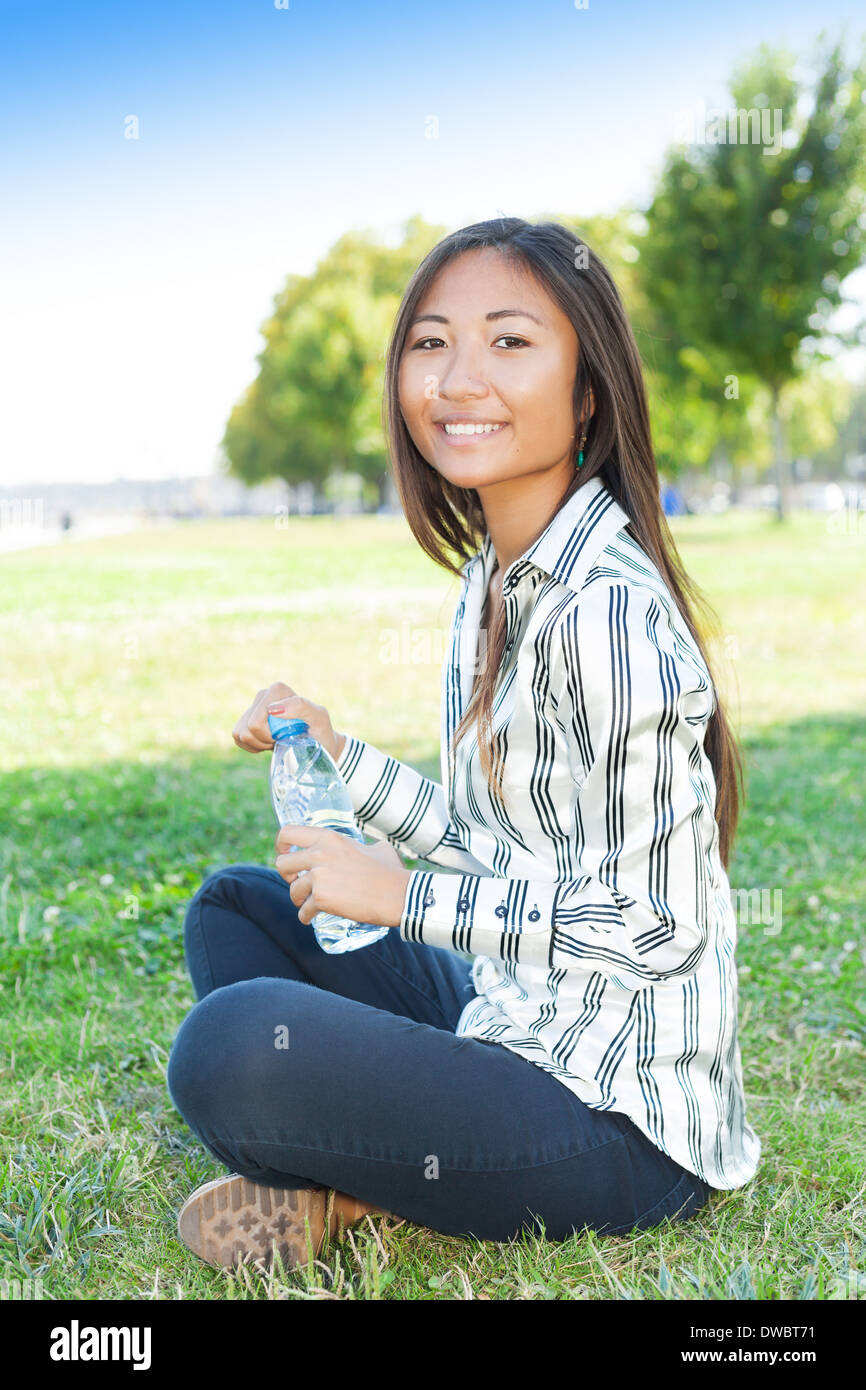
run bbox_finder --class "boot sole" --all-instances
[177,1174,328,1271]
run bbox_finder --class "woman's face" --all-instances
[398,247,584,493]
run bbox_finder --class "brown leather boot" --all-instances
[177,1174,390,1271]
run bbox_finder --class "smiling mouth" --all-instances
[436,422,509,442]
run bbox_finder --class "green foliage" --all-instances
[641,37,866,387]
[222,216,448,499]
[637,37,866,500]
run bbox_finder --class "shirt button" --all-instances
[457,897,470,910]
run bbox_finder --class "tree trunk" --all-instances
[771,385,788,522]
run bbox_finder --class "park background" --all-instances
[0,0,864,1301]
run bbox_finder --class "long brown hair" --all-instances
[382,217,744,868]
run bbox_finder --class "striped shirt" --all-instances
[335,474,761,1190]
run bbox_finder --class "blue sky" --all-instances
[1,0,864,484]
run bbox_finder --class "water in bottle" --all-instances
[267,714,389,953]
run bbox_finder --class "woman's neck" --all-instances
[478,458,575,574]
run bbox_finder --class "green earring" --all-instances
[576,431,587,469]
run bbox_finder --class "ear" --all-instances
[576,386,596,432]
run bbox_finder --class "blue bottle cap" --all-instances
[267,714,310,741]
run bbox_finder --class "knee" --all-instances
[167,981,253,1123]
[166,978,309,1126]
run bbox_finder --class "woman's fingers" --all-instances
[232,687,268,750]
[233,682,297,751]
[249,691,308,746]
[250,690,341,762]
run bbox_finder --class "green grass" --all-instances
[0,509,864,1300]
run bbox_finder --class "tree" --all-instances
[638,35,866,518]
[221,217,448,510]
[549,207,764,479]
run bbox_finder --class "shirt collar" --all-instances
[459,474,631,595]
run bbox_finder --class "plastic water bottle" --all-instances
[267,714,389,953]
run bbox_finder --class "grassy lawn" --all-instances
[0,508,864,1301]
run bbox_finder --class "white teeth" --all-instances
[443,422,504,435]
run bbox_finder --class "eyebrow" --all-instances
[408,307,545,328]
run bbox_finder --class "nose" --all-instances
[435,341,492,399]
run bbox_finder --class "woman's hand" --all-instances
[232,682,346,763]
[275,824,412,928]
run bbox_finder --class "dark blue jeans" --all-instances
[166,863,713,1243]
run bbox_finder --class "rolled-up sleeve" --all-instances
[397,581,721,989]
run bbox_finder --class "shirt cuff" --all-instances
[399,868,560,960]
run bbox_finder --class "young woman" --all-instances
[167,217,761,1271]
